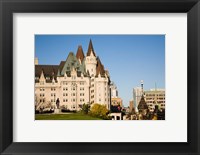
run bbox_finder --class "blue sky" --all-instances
[35,35,165,106]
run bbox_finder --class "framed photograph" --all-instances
[0,0,200,154]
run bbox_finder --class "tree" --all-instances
[81,103,90,114]
[89,103,109,119]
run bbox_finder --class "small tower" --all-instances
[85,39,97,76]
[137,95,148,117]
[76,45,85,63]
[141,80,144,94]
[35,57,39,65]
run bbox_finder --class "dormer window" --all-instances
[46,77,50,80]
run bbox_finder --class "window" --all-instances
[80,93,84,96]
[63,82,68,85]
[40,88,45,91]
[63,99,65,102]
[80,87,84,91]
[40,94,44,97]
[80,82,84,85]
[80,98,85,102]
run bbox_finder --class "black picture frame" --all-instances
[0,0,200,154]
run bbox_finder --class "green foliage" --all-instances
[35,113,102,120]
[89,103,110,120]
[81,103,90,114]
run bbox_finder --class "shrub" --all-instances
[89,103,109,119]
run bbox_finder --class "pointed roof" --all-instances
[138,95,148,110]
[96,57,105,77]
[76,45,85,62]
[87,39,96,56]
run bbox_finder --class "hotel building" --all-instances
[35,40,111,111]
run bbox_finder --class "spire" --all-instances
[137,95,148,110]
[155,82,157,91]
[141,80,144,94]
[76,45,85,62]
[87,39,96,56]
[96,57,105,76]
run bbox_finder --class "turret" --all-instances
[85,39,97,76]
[76,45,85,63]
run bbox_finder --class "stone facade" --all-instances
[35,40,111,111]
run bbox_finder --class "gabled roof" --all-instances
[57,61,65,76]
[76,45,85,62]
[58,61,65,71]
[87,39,96,57]
[60,52,87,77]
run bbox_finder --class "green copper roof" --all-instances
[61,52,86,76]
